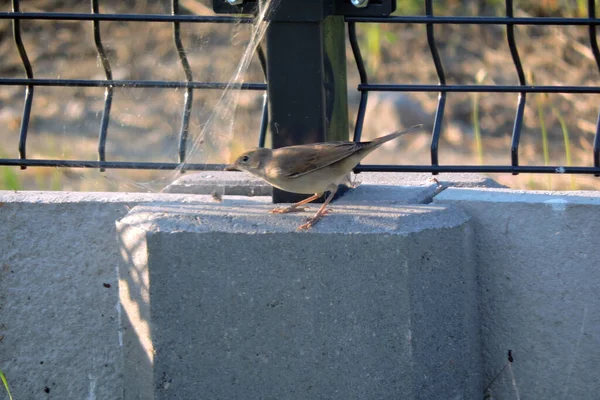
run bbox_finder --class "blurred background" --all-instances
[1,0,599,192]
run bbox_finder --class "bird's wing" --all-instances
[268,126,422,180]
[273,141,367,179]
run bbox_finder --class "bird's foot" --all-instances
[296,209,331,230]
[296,218,320,231]
[269,206,308,214]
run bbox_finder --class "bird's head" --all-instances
[225,147,273,178]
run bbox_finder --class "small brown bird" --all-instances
[225,124,422,230]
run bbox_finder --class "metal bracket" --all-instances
[336,0,396,17]
[212,0,396,18]
[213,0,260,15]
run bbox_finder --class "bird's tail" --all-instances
[369,124,423,147]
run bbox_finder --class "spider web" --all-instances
[0,0,276,192]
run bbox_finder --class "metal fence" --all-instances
[1,0,600,177]
[0,0,267,172]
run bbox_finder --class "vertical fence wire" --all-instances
[589,0,600,176]
[91,0,114,172]
[257,44,269,148]
[425,0,446,175]
[348,22,369,142]
[11,0,34,170]
[505,0,527,175]
[172,0,194,168]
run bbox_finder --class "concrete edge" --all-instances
[0,190,269,204]
[117,199,470,236]
[162,171,506,199]
[433,187,600,206]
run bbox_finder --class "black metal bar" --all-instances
[266,2,348,203]
[4,80,598,94]
[355,165,600,174]
[266,27,326,145]
[257,45,269,148]
[425,0,446,175]
[9,75,600,94]
[267,17,329,203]
[0,159,227,170]
[3,79,600,93]
[590,0,600,176]
[431,94,446,169]
[348,21,369,143]
[91,0,113,172]
[0,12,253,23]
[12,0,34,170]
[2,158,599,175]
[510,95,526,174]
[0,78,266,90]
[354,84,600,93]
[346,15,600,25]
[172,0,194,166]
[425,10,446,85]
[5,12,600,25]
[506,0,527,175]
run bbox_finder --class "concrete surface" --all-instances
[2,178,600,400]
[0,191,210,400]
[435,188,600,400]
[163,171,272,196]
[162,171,505,200]
[116,200,481,399]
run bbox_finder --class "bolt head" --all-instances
[351,0,369,8]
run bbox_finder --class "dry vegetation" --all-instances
[1,0,599,191]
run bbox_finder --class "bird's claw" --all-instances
[296,209,331,230]
[297,218,319,231]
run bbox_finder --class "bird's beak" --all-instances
[225,163,239,171]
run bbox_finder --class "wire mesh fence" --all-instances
[1,0,600,178]
[347,0,600,176]
[1,0,267,173]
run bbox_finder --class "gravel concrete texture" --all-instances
[163,171,272,196]
[0,191,209,400]
[435,188,600,400]
[116,200,482,400]
[162,171,504,200]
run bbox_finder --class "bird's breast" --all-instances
[264,164,350,195]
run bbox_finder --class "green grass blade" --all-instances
[0,369,13,400]
[529,70,552,189]
[552,106,576,190]
[536,100,550,166]
[535,99,551,189]
[472,69,487,165]
[1,167,22,191]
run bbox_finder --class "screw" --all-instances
[226,0,244,5]
[351,0,369,8]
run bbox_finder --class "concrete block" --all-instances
[116,199,481,399]
[434,188,600,399]
[0,191,205,400]
[162,171,271,196]
[162,171,504,204]
[353,171,505,189]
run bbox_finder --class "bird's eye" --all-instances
[241,155,250,163]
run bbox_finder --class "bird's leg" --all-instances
[269,193,321,214]
[297,188,337,230]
